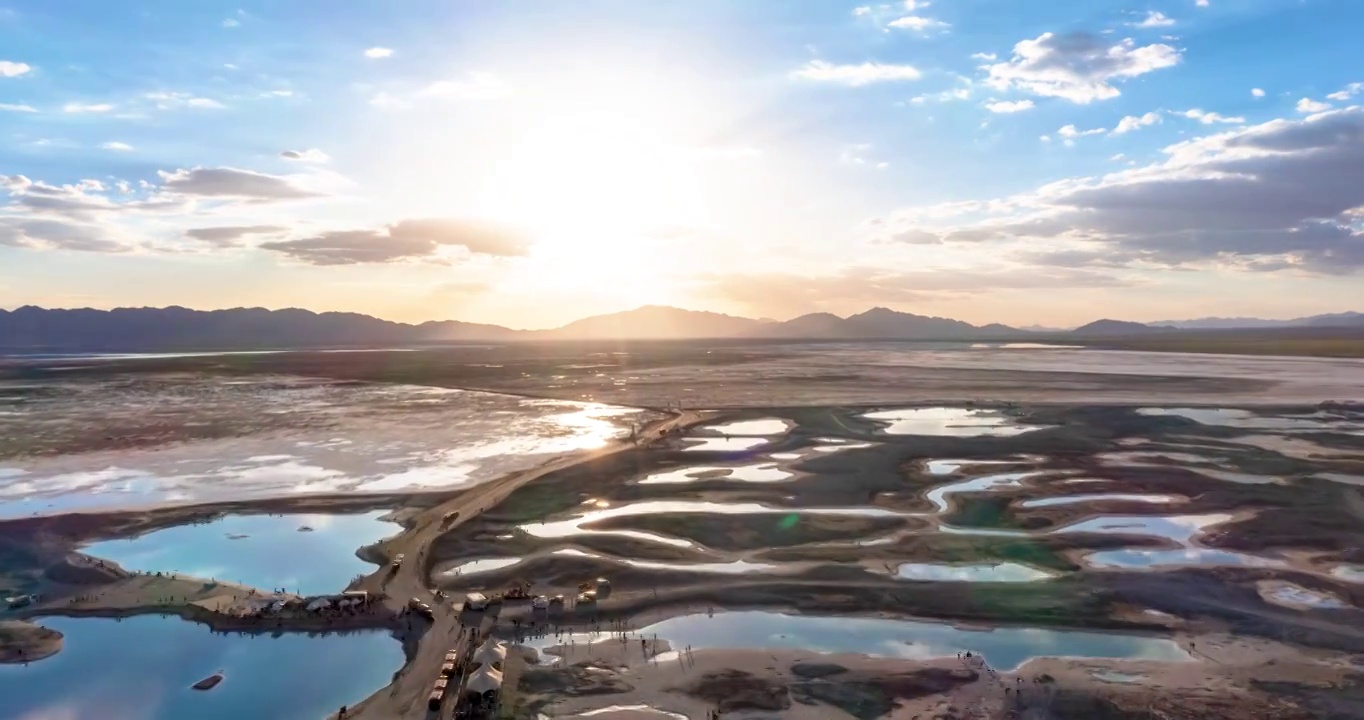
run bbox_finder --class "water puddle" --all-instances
[0,615,403,720]
[639,463,793,484]
[863,408,1047,437]
[703,419,790,436]
[926,472,1038,512]
[1019,494,1181,509]
[1332,566,1364,584]
[1317,473,1364,487]
[1257,580,1349,610]
[1092,671,1146,684]
[923,459,1020,476]
[85,511,395,595]
[1085,548,1282,569]
[529,611,1188,671]
[573,705,689,720]
[812,441,876,453]
[1137,407,1362,434]
[1054,514,1233,544]
[441,550,776,579]
[522,501,905,548]
[439,556,522,577]
[896,562,1056,582]
[681,437,769,452]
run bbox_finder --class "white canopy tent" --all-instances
[465,665,503,694]
[472,639,508,666]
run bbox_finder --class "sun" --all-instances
[474,110,708,254]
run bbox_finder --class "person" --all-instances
[338,706,346,718]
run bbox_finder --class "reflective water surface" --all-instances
[896,562,1056,582]
[863,408,1047,437]
[532,611,1188,671]
[0,616,403,720]
[85,512,394,594]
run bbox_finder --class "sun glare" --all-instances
[475,111,708,249]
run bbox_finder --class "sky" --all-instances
[1,0,1362,330]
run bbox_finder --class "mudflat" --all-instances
[1,345,1362,719]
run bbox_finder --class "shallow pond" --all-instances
[702,419,790,436]
[0,616,403,720]
[863,408,1047,437]
[1136,407,1362,434]
[925,472,1038,512]
[521,501,905,548]
[1019,494,1181,508]
[896,562,1055,582]
[1054,514,1233,544]
[85,512,395,595]
[638,463,793,484]
[1257,581,1349,610]
[681,437,769,452]
[1333,566,1364,584]
[534,611,1188,671]
[1084,548,1283,569]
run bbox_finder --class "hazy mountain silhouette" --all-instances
[1,304,1360,351]
[1072,319,1175,335]
[1152,312,1364,329]
[540,305,763,340]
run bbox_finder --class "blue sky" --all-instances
[1,0,1362,328]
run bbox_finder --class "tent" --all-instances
[465,665,503,695]
[472,639,507,667]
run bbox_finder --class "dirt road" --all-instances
[342,409,704,720]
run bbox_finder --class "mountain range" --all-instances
[1,304,1361,352]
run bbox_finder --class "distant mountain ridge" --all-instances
[1151,312,1364,329]
[1,304,1361,352]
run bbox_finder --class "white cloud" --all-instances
[1251,87,1265,98]
[0,60,31,77]
[984,99,1034,113]
[364,47,394,59]
[144,92,226,110]
[1180,108,1245,124]
[222,17,240,28]
[1058,124,1105,139]
[971,52,998,62]
[875,107,1364,274]
[280,148,330,163]
[1326,83,1363,102]
[1111,111,1162,134]
[984,32,1181,103]
[264,89,294,98]
[1196,0,1209,6]
[157,167,322,200]
[839,143,874,165]
[369,92,408,110]
[888,15,949,32]
[1296,97,1331,114]
[792,60,922,86]
[876,161,889,169]
[852,6,872,16]
[1133,11,1175,28]
[100,141,134,151]
[417,72,511,100]
[911,86,970,104]
[63,102,114,113]
[0,102,36,112]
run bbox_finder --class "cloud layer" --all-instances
[880,107,1364,273]
[259,218,531,265]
